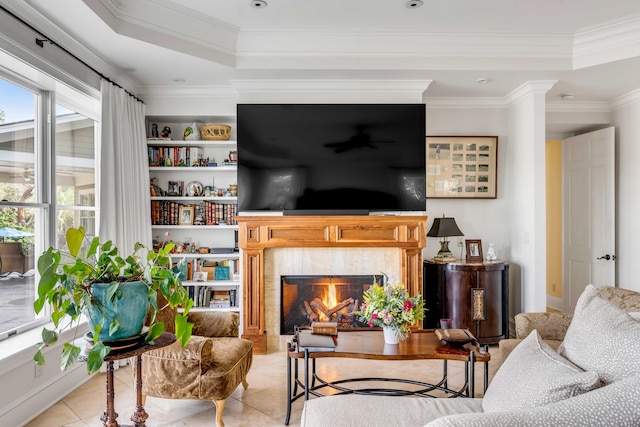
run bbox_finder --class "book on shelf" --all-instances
[311,321,338,336]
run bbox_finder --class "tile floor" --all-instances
[25,345,501,427]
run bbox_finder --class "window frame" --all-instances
[0,67,99,342]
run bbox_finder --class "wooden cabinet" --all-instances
[423,260,509,345]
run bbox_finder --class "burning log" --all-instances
[303,300,319,322]
[327,298,354,317]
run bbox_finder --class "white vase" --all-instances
[383,326,400,345]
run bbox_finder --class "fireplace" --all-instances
[237,215,426,353]
[281,275,383,334]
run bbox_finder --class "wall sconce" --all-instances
[427,215,464,262]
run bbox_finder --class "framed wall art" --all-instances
[426,136,498,199]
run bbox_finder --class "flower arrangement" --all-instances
[354,278,425,340]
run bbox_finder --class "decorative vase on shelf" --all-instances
[486,242,497,261]
[383,326,401,345]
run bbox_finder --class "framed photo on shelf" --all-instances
[465,239,484,263]
[178,205,194,225]
[426,136,498,199]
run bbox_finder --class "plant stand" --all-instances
[80,332,176,427]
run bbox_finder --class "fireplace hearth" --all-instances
[281,275,383,335]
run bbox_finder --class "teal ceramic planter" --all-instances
[87,281,149,340]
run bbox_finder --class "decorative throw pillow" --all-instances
[558,285,640,385]
[482,330,600,413]
[629,311,640,321]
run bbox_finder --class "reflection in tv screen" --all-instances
[237,104,426,214]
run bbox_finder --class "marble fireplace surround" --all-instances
[237,215,427,353]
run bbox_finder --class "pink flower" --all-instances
[404,300,413,311]
[368,321,373,327]
[372,313,378,319]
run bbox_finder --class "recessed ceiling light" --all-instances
[172,78,186,83]
[560,93,575,101]
[405,0,424,8]
[476,78,489,84]
[250,0,267,8]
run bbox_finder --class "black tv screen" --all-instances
[237,104,426,214]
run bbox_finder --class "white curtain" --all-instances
[98,79,151,255]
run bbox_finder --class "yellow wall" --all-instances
[546,140,563,298]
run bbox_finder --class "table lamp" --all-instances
[427,215,464,261]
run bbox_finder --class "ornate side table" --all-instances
[80,332,176,427]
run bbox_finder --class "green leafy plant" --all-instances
[33,227,194,373]
[354,277,426,339]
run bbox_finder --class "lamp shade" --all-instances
[427,217,464,238]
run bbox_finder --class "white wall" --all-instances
[424,106,511,262]
[611,93,640,292]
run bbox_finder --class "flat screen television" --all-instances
[237,104,426,215]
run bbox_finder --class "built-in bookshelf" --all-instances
[146,116,240,314]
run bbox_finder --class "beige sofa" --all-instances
[300,285,640,427]
[499,285,640,359]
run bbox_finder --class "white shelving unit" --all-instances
[146,116,240,314]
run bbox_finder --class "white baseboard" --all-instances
[1,364,91,426]
[546,294,564,312]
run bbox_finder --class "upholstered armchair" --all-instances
[499,286,640,360]
[137,303,253,427]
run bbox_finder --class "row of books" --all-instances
[174,258,239,282]
[148,146,204,167]
[196,201,238,225]
[151,201,238,225]
[190,287,237,308]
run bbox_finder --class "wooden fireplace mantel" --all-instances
[237,215,427,353]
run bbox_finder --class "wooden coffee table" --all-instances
[285,329,490,425]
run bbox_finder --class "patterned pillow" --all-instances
[558,285,640,385]
[482,330,600,413]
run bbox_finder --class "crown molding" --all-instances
[505,80,557,106]
[237,30,572,70]
[424,97,508,108]
[574,13,640,68]
[82,0,238,66]
[137,85,238,98]
[546,100,611,113]
[229,79,432,94]
[609,87,640,110]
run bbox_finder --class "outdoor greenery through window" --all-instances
[0,75,97,340]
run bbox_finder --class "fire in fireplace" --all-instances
[280,275,383,335]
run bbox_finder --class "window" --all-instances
[0,75,97,340]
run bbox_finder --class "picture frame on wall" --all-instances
[426,136,498,199]
[465,239,484,263]
[179,205,195,225]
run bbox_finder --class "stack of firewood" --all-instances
[300,297,359,327]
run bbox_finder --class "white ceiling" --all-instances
[9,0,640,105]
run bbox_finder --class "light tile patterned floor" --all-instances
[25,345,501,427]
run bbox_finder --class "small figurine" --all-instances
[151,123,159,138]
[161,126,171,138]
[150,177,166,196]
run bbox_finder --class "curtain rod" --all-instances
[0,5,144,104]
